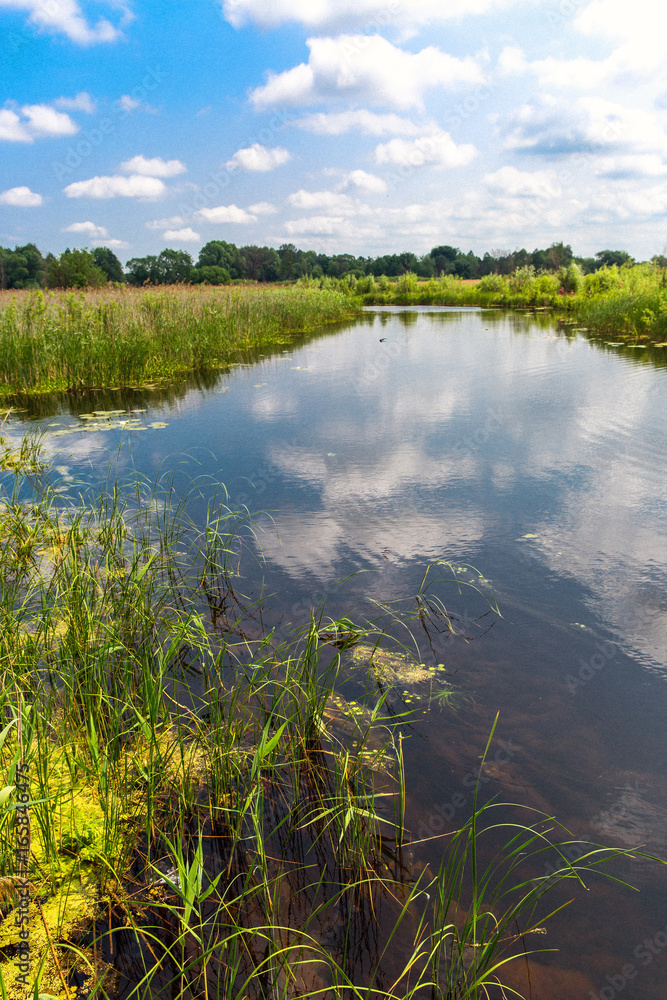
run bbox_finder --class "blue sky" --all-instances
[2,0,667,262]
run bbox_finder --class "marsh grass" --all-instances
[348,262,667,344]
[0,285,359,396]
[0,440,658,999]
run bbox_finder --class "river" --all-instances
[12,306,667,999]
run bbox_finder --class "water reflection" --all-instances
[7,307,667,999]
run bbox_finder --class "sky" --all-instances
[2,0,667,263]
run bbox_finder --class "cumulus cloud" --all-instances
[117,95,156,113]
[375,132,477,168]
[223,0,514,31]
[163,227,200,242]
[338,169,387,193]
[291,110,426,136]
[97,238,130,249]
[196,204,257,224]
[146,215,186,230]
[285,216,344,236]
[120,155,187,177]
[64,175,166,199]
[0,103,78,142]
[224,144,291,172]
[248,201,278,215]
[251,36,485,110]
[287,189,359,215]
[0,185,43,206]
[0,0,126,44]
[62,221,109,238]
[501,95,667,159]
[483,166,562,198]
[53,91,96,113]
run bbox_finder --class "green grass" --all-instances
[0,284,360,396]
[323,262,667,344]
[0,439,658,999]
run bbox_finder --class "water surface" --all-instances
[12,307,667,999]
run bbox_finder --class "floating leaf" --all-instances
[149,422,168,429]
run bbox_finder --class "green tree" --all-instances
[595,249,634,269]
[92,247,125,283]
[46,248,107,288]
[239,245,280,282]
[190,265,231,285]
[0,243,45,289]
[196,240,243,279]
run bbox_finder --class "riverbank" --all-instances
[353,262,667,345]
[0,433,636,998]
[0,284,360,396]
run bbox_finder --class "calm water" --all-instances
[13,308,667,998]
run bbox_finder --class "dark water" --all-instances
[11,308,667,999]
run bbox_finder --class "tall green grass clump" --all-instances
[352,261,667,344]
[0,284,360,396]
[0,437,658,999]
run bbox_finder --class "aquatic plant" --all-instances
[0,438,658,999]
[0,284,360,397]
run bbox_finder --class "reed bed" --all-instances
[347,263,667,344]
[0,285,359,396]
[0,439,654,999]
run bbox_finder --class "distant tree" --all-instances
[125,249,193,285]
[574,256,598,275]
[125,255,157,285]
[0,243,45,289]
[239,245,280,282]
[46,248,107,288]
[190,265,231,285]
[545,242,573,270]
[278,243,297,281]
[92,247,125,283]
[595,249,633,269]
[196,240,243,279]
[154,249,194,284]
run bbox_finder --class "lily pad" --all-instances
[149,421,168,429]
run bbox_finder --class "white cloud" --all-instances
[0,186,43,207]
[375,133,477,168]
[117,95,155,114]
[285,215,345,236]
[64,175,166,199]
[339,169,387,193]
[497,45,528,76]
[251,36,486,110]
[96,238,130,250]
[248,201,278,215]
[163,227,200,242]
[53,91,95,113]
[0,0,125,44]
[0,103,78,142]
[120,155,187,178]
[223,0,514,31]
[146,215,186,230]
[574,0,667,40]
[224,144,291,172]
[0,110,30,142]
[292,110,425,136]
[21,103,78,137]
[501,96,667,159]
[287,189,359,215]
[483,166,562,198]
[62,221,109,238]
[196,204,257,224]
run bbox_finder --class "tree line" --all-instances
[0,239,643,291]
